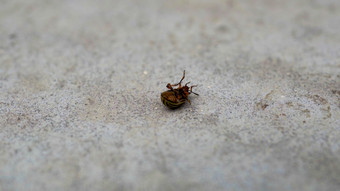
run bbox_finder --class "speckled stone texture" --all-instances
[0,0,339,191]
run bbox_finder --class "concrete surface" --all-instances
[0,0,340,190]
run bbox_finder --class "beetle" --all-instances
[161,70,199,109]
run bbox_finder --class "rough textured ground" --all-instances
[0,0,340,191]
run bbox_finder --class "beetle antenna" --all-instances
[191,92,199,96]
[185,82,190,86]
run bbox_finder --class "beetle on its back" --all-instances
[161,70,199,109]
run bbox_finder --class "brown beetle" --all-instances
[161,70,199,109]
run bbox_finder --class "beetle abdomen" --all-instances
[161,92,185,109]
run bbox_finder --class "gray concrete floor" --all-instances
[0,0,340,190]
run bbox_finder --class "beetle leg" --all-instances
[186,97,191,104]
[166,83,174,90]
[190,85,199,96]
[174,91,178,98]
[190,85,197,90]
[179,70,185,85]
[169,70,185,88]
